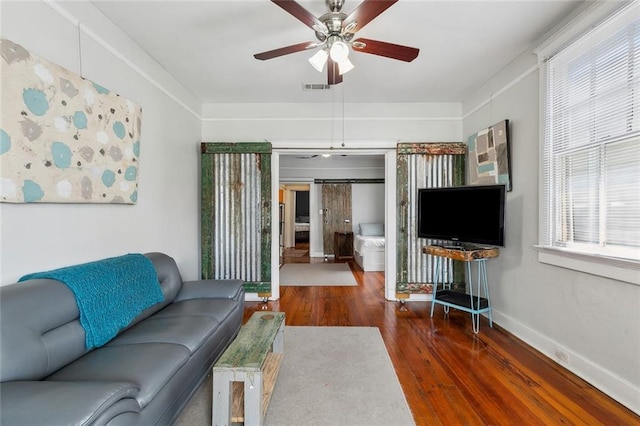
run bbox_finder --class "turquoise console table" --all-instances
[424,245,499,334]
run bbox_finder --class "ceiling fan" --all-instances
[254,0,419,85]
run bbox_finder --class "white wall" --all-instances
[352,184,385,236]
[462,48,640,413]
[202,101,462,144]
[0,1,203,283]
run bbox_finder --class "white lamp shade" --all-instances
[308,49,328,72]
[338,58,355,75]
[329,41,349,62]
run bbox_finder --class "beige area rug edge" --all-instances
[174,326,415,426]
[279,262,357,286]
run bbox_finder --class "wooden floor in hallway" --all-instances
[244,259,639,425]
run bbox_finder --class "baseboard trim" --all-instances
[492,309,640,415]
[310,252,331,258]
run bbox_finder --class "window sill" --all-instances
[534,246,640,285]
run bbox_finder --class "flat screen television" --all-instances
[417,184,506,247]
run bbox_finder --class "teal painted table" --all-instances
[212,311,285,425]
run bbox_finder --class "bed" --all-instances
[354,223,385,271]
[295,222,309,242]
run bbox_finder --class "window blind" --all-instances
[541,3,640,261]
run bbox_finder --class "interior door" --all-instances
[321,184,352,255]
[200,142,272,295]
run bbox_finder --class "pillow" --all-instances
[359,223,384,236]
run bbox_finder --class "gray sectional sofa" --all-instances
[0,252,245,425]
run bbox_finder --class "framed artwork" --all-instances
[467,120,512,191]
[0,38,142,204]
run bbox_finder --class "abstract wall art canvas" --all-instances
[0,38,142,204]
[467,120,512,191]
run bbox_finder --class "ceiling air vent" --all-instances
[303,83,332,91]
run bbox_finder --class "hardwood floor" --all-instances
[244,259,639,425]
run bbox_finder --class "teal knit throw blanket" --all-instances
[19,253,165,349]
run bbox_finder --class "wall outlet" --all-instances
[555,348,569,364]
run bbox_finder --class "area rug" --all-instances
[174,326,415,426]
[279,263,357,286]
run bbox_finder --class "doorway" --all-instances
[279,183,311,263]
[273,151,397,300]
[294,190,310,245]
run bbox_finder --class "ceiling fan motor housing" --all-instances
[315,12,349,42]
[327,0,345,12]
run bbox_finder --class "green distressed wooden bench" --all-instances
[212,311,285,425]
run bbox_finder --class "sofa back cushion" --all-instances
[0,252,183,382]
[126,253,184,328]
[0,278,87,381]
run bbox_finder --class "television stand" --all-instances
[423,245,499,333]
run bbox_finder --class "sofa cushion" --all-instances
[153,298,239,324]
[176,279,244,301]
[125,253,185,329]
[47,343,189,408]
[107,315,220,353]
[0,278,87,382]
[18,254,165,350]
[1,380,139,426]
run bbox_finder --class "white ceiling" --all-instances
[91,0,585,104]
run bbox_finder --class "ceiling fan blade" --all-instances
[272,0,327,33]
[254,42,317,60]
[327,58,343,85]
[342,0,398,34]
[352,38,419,62]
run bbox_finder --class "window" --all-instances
[540,2,640,268]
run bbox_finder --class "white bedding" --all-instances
[354,235,385,271]
[354,234,385,253]
[295,223,310,232]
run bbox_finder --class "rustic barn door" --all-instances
[200,142,272,295]
[396,143,466,296]
[321,184,352,255]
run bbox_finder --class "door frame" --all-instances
[266,148,401,301]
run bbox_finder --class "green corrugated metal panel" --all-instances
[396,143,466,294]
[259,152,272,286]
[241,281,272,293]
[453,154,466,285]
[201,142,272,154]
[396,154,409,286]
[200,143,272,295]
[397,143,466,156]
[201,152,215,280]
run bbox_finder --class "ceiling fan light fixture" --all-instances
[338,57,355,75]
[329,40,349,62]
[309,49,328,72]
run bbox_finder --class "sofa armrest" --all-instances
[1,381,140,426]
[175,279,244,302]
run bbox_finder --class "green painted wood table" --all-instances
[212,311,285,425]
